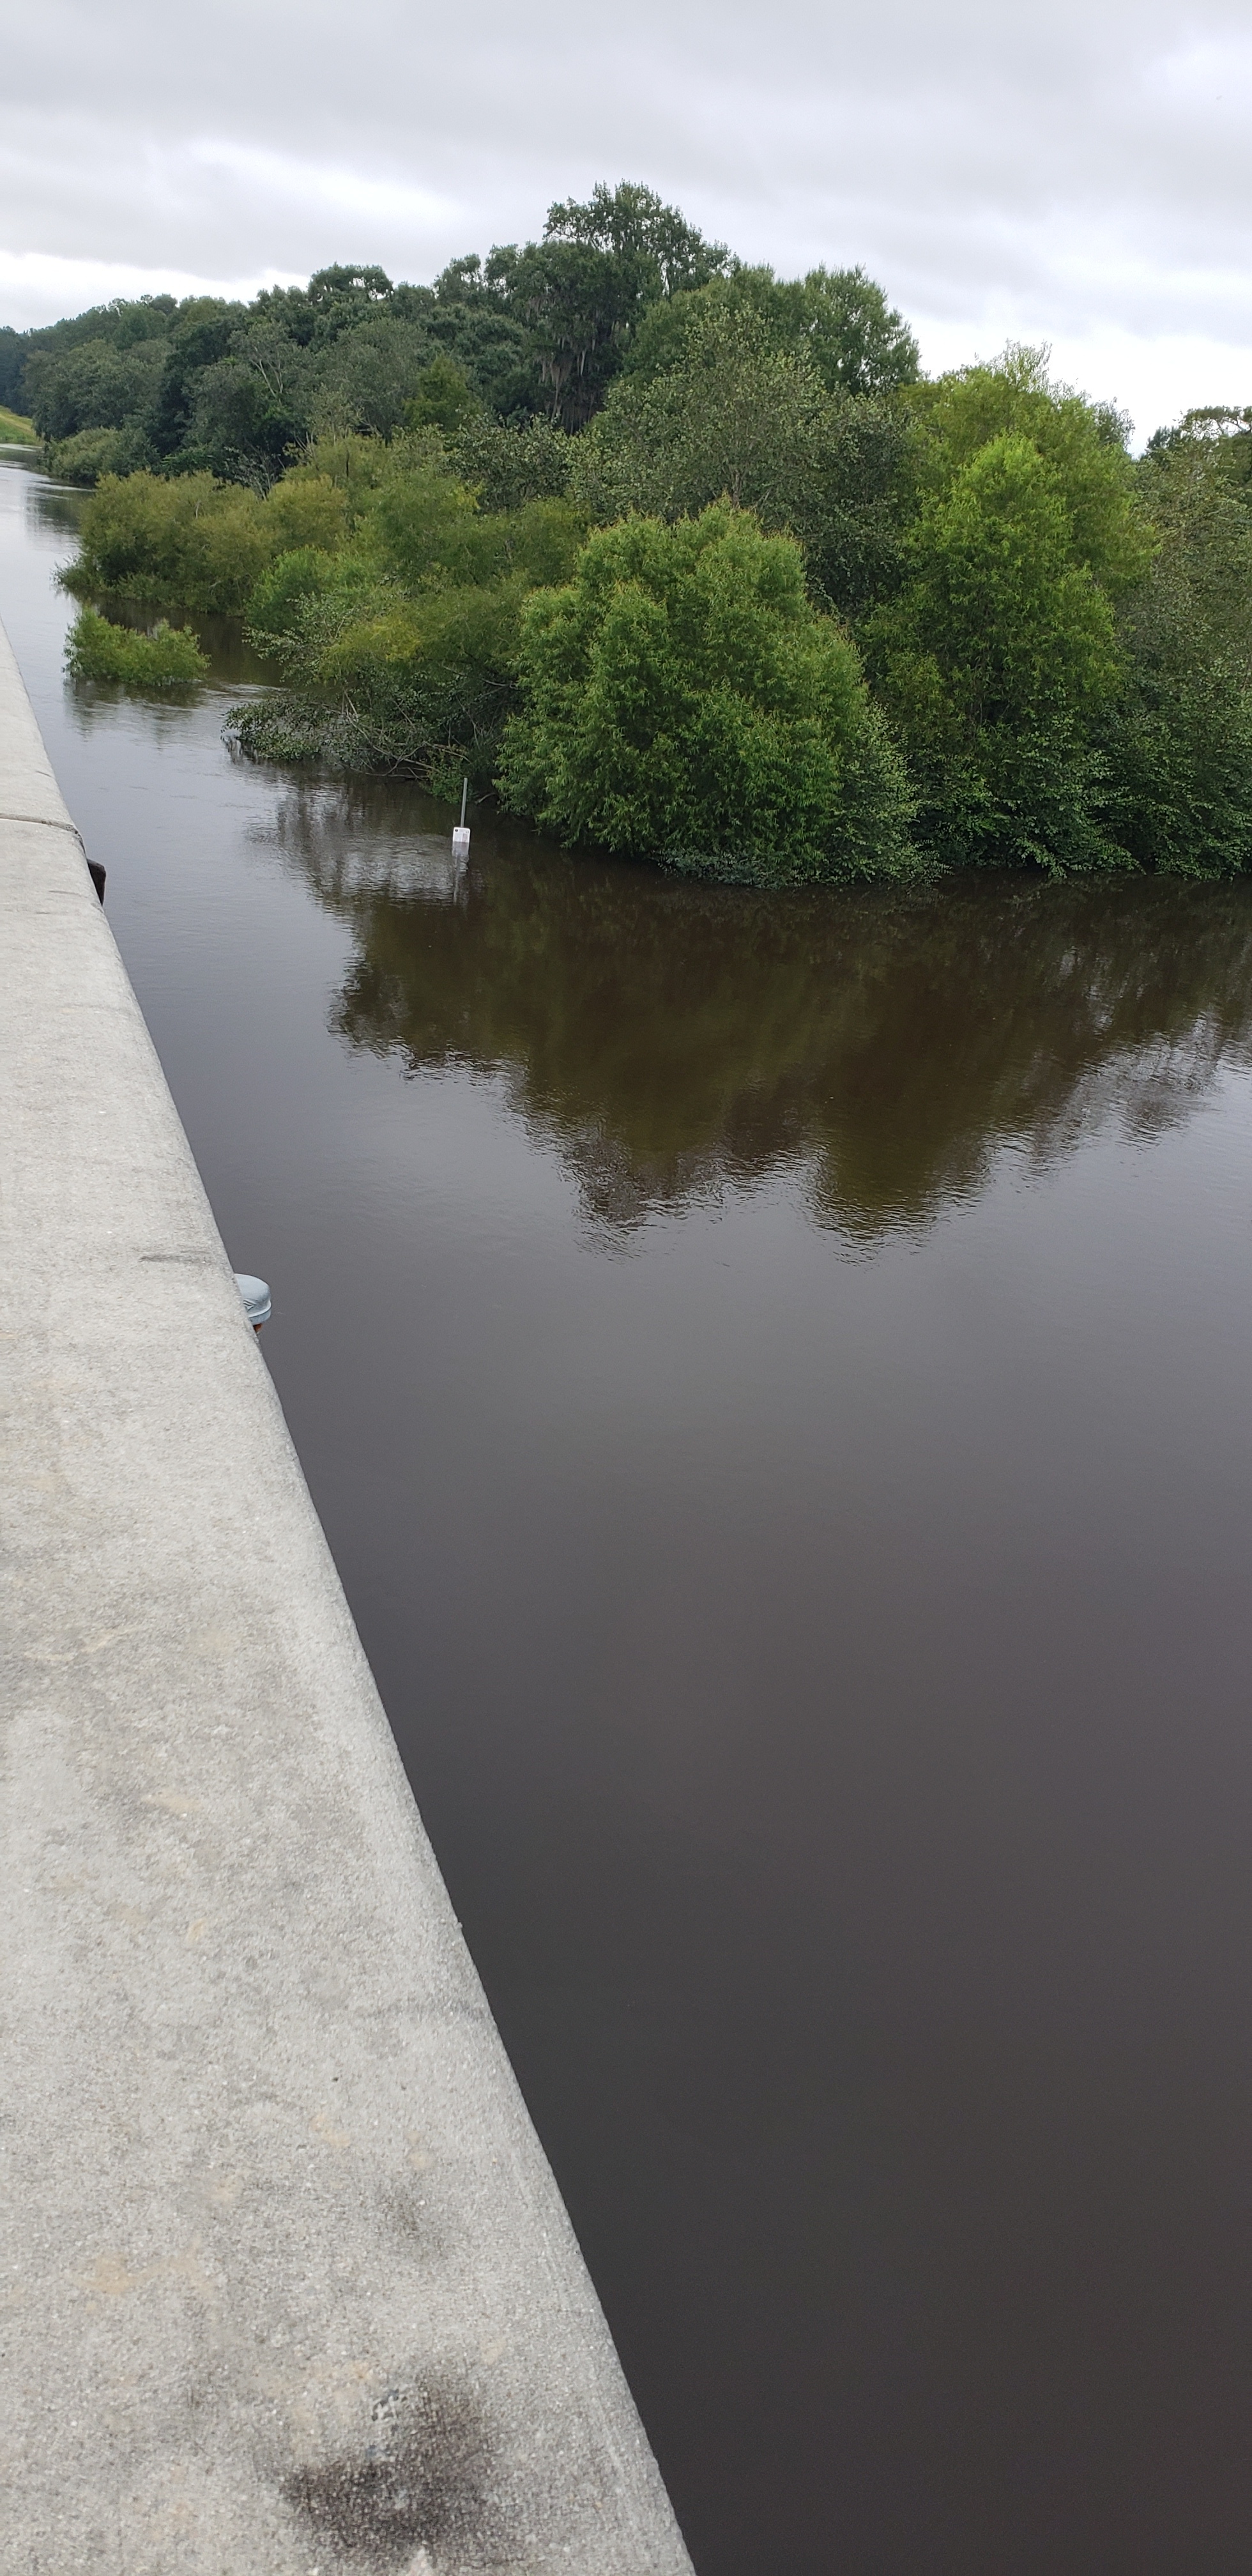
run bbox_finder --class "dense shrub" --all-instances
[47,425,148,484]
[66,606,208,686]
[864,433,1126,872]
[46,266,1252,892]
[1101,430,1252,875]
[498,504,915,884]
[63,468,348,610]
[227,452,588,785]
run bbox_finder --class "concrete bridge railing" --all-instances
[0,614,694,2576]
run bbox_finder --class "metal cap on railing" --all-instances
[233,1273,271,1333]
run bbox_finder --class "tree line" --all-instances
[3,185,853,480]
[31,181,1252,885]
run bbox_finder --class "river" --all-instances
[6,449,1252,2573]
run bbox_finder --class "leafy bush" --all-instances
[245,546,340,645]
[65,471,266,608]
[63,467,349,610]
[865,421,1133,871]
[229,582,525,789]
[229,448,588,783]
[46,424,148,483]
[498,503,915,884]
[263,472,349,555]
[233,552,540,790]
[66,606,208,686]
[403,355,481,434]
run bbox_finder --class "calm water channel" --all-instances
[7,451,1252,2572]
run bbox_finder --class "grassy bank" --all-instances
[0,405,36,443]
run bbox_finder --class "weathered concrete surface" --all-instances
[0,615,694,2576]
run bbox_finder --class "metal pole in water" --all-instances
[452,775,471,863]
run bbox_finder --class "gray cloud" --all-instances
[3,0,1251,434]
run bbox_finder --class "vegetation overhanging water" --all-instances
[8,441,1252,2569]
[5,177,1251,888]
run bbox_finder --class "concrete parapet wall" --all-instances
[0,616,693,2576]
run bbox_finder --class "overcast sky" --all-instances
[4,0,1251,442]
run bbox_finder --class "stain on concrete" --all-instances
[283,2373,495,2567]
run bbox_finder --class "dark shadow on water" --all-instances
[254,772,1252,1238]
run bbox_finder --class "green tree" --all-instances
[866,432,1124,870]
[403,355,480,434]
[447,413,573,510]
[310,319,436,440]
[149,301,242,459]
[907,346,1151,599]
[625,264,918,402]
[544,181,728,296]
[569,302,909,611]
[498,503,915,884]
[25,334,167,446]
[1102,427,1252,874]
[65,467,346,610]
[786,266,920,399]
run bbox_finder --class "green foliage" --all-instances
[1100,429,1252,875]
[498,503,915,884]
[282,433,397,525]
[65,467,348,611]
[0,182,733,479]
[906,346,1152,599]
[65,606,208,687]
[230,447,585,785]
[625,263,919,402]
[26,332,167,447]
[47,424,149,484]
[230,571,528,788]
[484,182,730,430]
[403,356,481,434]
[856,356,1159,875]
[0,327,27,412]
[245,546,340,646]
[264,472,349,554]
[1145,406,1252,494]
[569,302,910,613]
[447,413,574,511]
[866,431,1124,871]
[0,403,38,444]
[307,318,438,441]
[784,266,920,400]
[367,452,585,592]
[41,228,1252,893]
[544,181,728,295]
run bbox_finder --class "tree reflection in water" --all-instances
[257,775,1252,1237]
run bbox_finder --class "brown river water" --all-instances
[6,452,1252,2572]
